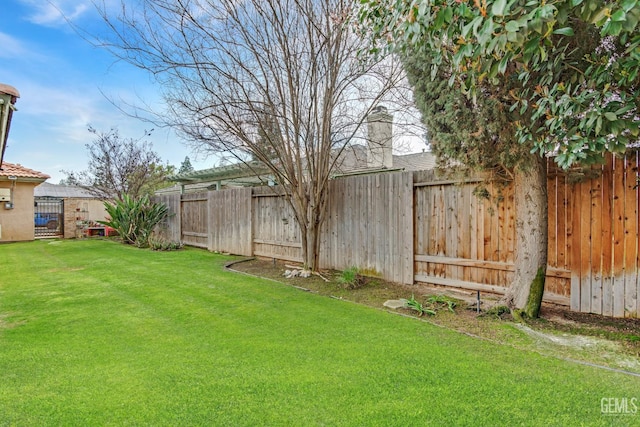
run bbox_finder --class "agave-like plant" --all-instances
[99,194,168,248]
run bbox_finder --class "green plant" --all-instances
[406,295,436,317]
[99,194,168,248]
[426,295,458,313]
[148,237,183,251]
[482,306,512,320]
[338,266,367,290]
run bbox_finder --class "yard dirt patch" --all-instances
[229,257,640,375]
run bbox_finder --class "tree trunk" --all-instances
[294,182,327,272]
[303,221,321,271]
[504,156,548,318]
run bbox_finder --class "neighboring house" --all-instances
[330,144,436,178]
[330,106,435,176]
[0,162,50,242]
[34,182,110,239]
[161,106,435,194]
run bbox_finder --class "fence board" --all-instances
[612,156,626,317]
[546,172,564,296]
[637,154,640,318]
[154,193,181,242]
[209,188,252,256]
[567,151,640,316]
[548,173,558,269]
[468,183,478,283]
[320,172,413,283]
[430,185,441,277]
[579,176,593,312]
[554,173,571,297]
[562,175,572,298]
[503,183,516,287]
[624,154,639,317]
[570,180,583,312]
[444,183,459,279]
[181,193,208,248]
[460,184,471,282]
[252,189,302,262]
[475,184,485,283]
[414,178,518,292]
[596,162,607,315]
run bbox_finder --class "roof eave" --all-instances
[0,176,49,184]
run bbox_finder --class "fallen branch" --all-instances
[285,264,304,270]
[313,271,331,282]
[284,263,330,282]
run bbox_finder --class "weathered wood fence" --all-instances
[155,152,639,318]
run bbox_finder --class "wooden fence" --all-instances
[413,171,519,297]
[566,155,639,317]
[155,152,639,318]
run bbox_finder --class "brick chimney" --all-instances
[366,105,393,169]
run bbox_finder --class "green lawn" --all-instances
[0,240,638,426]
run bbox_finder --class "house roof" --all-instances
[0,162,49,182]
[393,151,437,172]
[34,182,97,199]
[163,146,436,192]
[332,145,436,176]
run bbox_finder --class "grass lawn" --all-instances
[0,240,638,426]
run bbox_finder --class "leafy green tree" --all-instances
[402,51,526,178]
[359,0,640,317]
[360,0,640,167]
[178,156,194,175]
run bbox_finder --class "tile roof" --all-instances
[0,162,50,181]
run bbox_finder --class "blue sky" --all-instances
[2,0,211,182]
[2,0,426,183]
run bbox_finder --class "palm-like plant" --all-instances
[99,194,168,248]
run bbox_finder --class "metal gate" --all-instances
[34,197,64,238]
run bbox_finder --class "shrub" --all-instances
[426,295,458,313]
[99,194,169,248]
[149,237,183,251]
[406,295,436,317]
[482,305,511,319]
[338,266,367,289]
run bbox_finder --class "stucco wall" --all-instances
[63,198,109,239]
[0,181,38,242]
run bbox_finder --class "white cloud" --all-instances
[0,32,40,60]
[18,0,89,26]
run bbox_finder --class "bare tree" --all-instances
[63,127,174,201]
[92,0,405,269]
